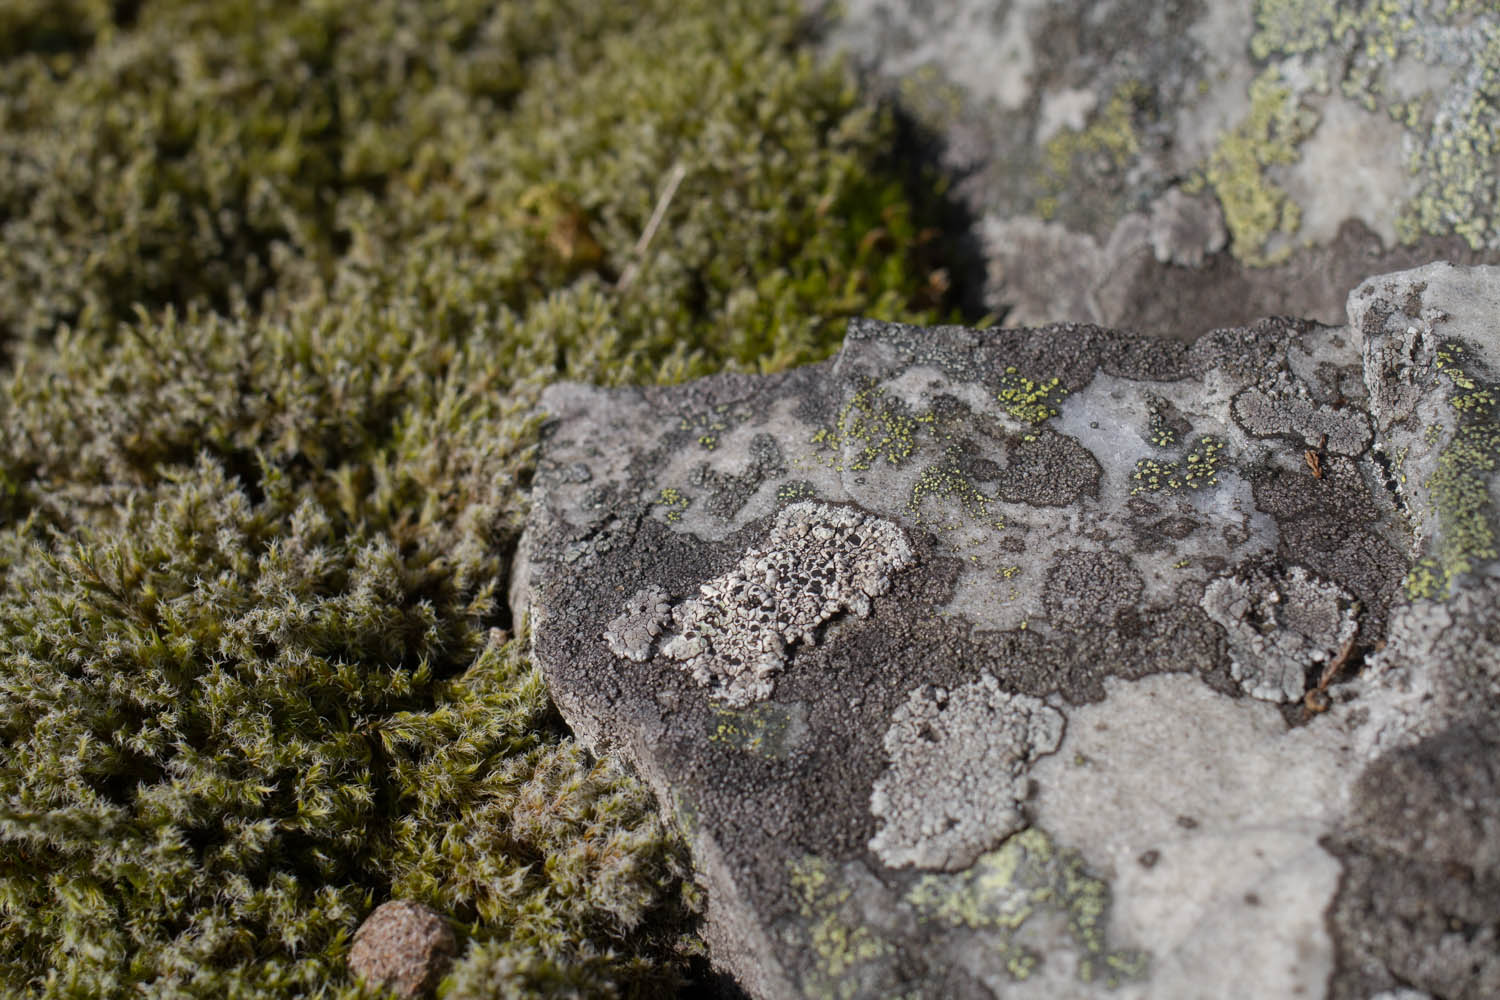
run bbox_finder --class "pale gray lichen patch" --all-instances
[603,585,673,663]
[1231,384,1373,455]
[869,673,1064,872]
[1201,563,1358,703]
[657,501,914,707]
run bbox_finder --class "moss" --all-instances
[0,0,969,994]
[1189,68,1318,266]
[1405,341,1500,600]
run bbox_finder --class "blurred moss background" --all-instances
[0,0,968,995]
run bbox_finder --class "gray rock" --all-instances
[348,900,458,1000]
[515,262,1500,999]
[814,0,1500,338]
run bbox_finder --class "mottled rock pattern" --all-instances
[817,0,1500,338]
[347,900,457,1000]
[516,262,1500,999]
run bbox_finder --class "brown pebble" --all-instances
[348,900,458,1000]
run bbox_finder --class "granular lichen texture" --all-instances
[0,0,965,995]
[654,501,915,706]
[869,674,1064,872]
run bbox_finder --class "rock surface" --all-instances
[815,0,1500,338]
[515,262,1500,999]
[347,900,458,999]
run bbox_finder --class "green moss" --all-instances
[1405,341,1500,600]
[0,0,970,994]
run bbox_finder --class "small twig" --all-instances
[1304,433,1328,479]
[1304,632,1359,713]
[616,163,688,293]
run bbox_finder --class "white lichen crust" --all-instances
[603,585,673,663]
[869,673,1064,873]
[1201,564,1358,703]
[653,501,913,707]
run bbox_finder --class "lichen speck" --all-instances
[614,501,914,707]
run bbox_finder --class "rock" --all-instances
[515,262,1500,999]
[348,900,458,1000]
[814,0,1500,338]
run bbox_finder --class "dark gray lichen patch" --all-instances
[1327,720,1500,1000]
[689,432,787,520]
[1043,550,1145,630]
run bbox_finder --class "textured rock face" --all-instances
[516,262,1500,999]
[817,0,1500,338]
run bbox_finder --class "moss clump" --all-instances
[0,0,968,995]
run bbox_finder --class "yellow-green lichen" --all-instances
[905,827,1149,988]
[1405,341,1500,600]
[1251,0,1500,252]
[1131,435,1227,495]
[811,379,929,472]
[788,856,892,1000]
[1037,81,1150,222]
[657,487,692,523]
[907,448,993,524]
[997,366,1068,425]
[1190,67,1318,266]
[707,704,793,757]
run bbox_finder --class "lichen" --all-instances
[1201,563,1360,702]
[1190,67,1318,265]
[604,585,673,663]
[996,366,1068,426]
[1405,341,1500,599]
[1130,435,1227,495]
[811,378,928,472]
[869,674,1064,872]
[905,827,1149,988]
[1249,0,1500,252]
[788,856,894,1000]
[652,502,914,706]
